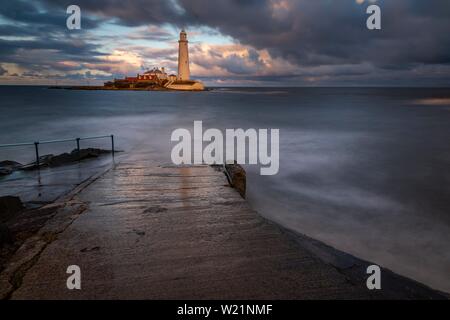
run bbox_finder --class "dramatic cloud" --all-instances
[1,0,450,85]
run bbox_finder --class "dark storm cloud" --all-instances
[41,1,450,73]
[176,0,450,69]
[3,0,450,85]
[193,47,266,75]
[0,36,106,74]
[0,0,107,76]
[41,0,187,26]
[0,0,102,29]
[0,38,103,58]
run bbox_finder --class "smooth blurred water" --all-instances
[1,86,450,292]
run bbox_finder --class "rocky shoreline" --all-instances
[0,148,115,275]
[0,148,113,176]
[48,86,170,91]
[48,86,211,91]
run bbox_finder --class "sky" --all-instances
[0,0,449,86]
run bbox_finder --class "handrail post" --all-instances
[34,142,40,168]
[76,138,81,160]
[111,134,115,158]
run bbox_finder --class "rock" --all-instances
[72,148,111,162]
[0,196,24,223]
[0,224,14,247]
[20,148,112,170]
[0,168,12,176]
[47,148,110,166]
[0,160,22,176]
[225,164,246,198]
[0,160,22,168]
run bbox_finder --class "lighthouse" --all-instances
[165,29,204,90]
[177,29,190,81]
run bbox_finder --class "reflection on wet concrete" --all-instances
[0,155,119,206]
[8,162,374,299]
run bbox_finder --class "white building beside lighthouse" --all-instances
[166,30,205,91]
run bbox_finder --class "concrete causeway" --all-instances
[2,161,375,299]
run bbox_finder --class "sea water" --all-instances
[1,85,449,292]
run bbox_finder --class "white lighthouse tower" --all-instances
[166,29,204,90]
[177,29,190,81]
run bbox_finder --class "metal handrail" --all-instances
[0,135,115,167]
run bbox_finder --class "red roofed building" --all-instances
[105,67,169,88]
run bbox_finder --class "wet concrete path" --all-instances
[4,161,370,299]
